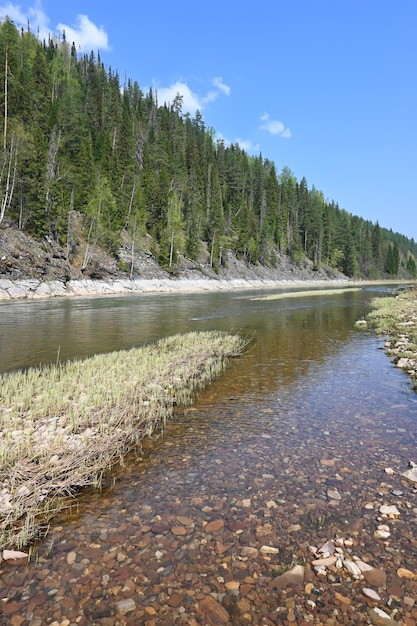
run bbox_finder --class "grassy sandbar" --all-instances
[0,330,246,551]
[252,287,361,301]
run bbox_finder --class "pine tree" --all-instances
[406,254,416,278]
[384,244,395,275]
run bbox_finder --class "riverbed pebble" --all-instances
[2,356,417,626]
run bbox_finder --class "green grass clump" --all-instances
[367,288,417,344]
[367,287,417,391]
[0,330,246,551]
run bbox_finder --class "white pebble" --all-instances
[379,504,400,517]
[344,560,362,578]
[363,587,381,601]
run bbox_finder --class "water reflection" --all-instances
[0,285,383,375]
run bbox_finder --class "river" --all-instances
[1,285,417,625]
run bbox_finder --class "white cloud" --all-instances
[57,15,109,52]
[214,132,230,146]
[0,0,49,39]
[203,90,219,105]
[156,82,202,114]
[215,133,260,155]
[213,76,231,96]
[260,112,291,138]
[235,137,261,153]
[0,2,109,52]
[0,1,29,24]
[155,77,231,116]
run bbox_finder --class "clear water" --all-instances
[1,285,416,624]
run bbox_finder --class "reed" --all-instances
[0,330,246,552]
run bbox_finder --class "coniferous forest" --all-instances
[1,18,416,279]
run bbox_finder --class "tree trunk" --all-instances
[3,47,8,151]
[0,134,18,224]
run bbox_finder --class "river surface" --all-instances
[1,285,417,625]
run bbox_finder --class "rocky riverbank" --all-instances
[0,275,353,301]
[0,221,350,300]
[367,286,417,391]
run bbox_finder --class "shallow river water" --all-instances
[1,286,417,625]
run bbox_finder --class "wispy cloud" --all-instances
[57,15,109,52]
[215,132,260,155]
[235,137,261,153]
[155,77,231,115]
[0,0,49,39]
[213,76,231,96]
[260,113,291,138]
[0,1,109,52]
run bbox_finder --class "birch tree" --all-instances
[0,132,18,224]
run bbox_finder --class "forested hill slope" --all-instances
[0,17,416,282]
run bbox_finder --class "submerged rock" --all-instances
[363,587,382,601]
[269,564,305,589]
[327,487,342,501]
[344,560,362,579]
[401,467,417,482]
[379,504,400,518]
[260,545,279,555]
[115,599,136,615]
[198,596,230,625]
[363,567,387,587]
[369,607,399,625]
[397,567,416,580]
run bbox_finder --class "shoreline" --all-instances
[0,275,407,301]
[367,286,417,391]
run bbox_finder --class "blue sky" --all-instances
[1,0,416,240]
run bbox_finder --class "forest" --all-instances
[1,17,416,279]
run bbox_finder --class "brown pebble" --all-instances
[198,595,230,624]
[176,516,193,526]
[150,523,169,534]
[397,567,416,580]
[2,601,24,616]
[204,519,224,533]
[386,583,404,598]
[363,568,387,587]
[215,542,228,555]
[269,565,305,590]
[166,592,184,608]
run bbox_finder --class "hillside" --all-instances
[0,17,416,284]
